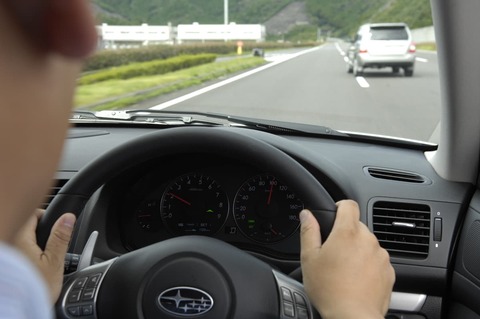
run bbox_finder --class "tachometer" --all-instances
[160,173,228,235]
[233,174,303,243]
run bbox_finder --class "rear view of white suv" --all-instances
[346,23,416,77]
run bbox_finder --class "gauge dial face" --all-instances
[233,174,304,243]
[136,199,162,232]
[160,173,228,235]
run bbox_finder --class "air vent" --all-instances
[41,179,68,209]
[372,201,431,259]
[365,167,428,184]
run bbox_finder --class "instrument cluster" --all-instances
[117,157,305,257]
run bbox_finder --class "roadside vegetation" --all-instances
[416,42,436,51]
[84,42,314,71]
[80,54,217,85]
[76,42,319,111]
[76,55,267,110]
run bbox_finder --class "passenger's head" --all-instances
[0,1,97,241]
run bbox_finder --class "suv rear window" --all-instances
[369,27,409,40]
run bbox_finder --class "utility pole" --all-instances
[224,0,229,25]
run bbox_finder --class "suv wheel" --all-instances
[404,66,414,77]
[392,67,400,74]
[353,59,363,76]
[346,61,353,73]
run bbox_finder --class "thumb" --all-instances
[44,213,76,263]
[299,209,322,256]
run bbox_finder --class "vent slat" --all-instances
[366,167,427,184]
[374,221,430,228]
[374,230,430,239]
[373,201,431,260]
[41,180,68,209]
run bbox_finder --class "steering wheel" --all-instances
[36,126,336,319]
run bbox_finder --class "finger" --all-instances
[34,208,45,220]
[43,213,76,263]
[300,209,322,255]
[16,213,40,245]
[333,200,360,232]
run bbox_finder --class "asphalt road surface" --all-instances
[140,42,441,142]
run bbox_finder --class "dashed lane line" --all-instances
[356,76,370,88]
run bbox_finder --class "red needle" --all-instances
[168,193,192,206]
[267,182,273,205]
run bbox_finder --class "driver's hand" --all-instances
[300,200,395,319]
[14,209,76,303]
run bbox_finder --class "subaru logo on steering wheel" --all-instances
[157,287,214,316]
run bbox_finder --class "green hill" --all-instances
[93,0,432,37]
[94,0,296,25]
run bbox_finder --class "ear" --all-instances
[2,0,97,59]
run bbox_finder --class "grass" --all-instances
[75,56,266,110]
[416,42,436,51]
[78,54,216,85]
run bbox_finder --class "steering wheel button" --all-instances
[72,277,88,289]
[294,292,307,307]
[67,289,82,303]
[67,306,81,317]
[82,288,96,301]
[283,301,295,317]
[281,287,293,302]
[81,305,93,316]
[296,306,309,319]
[86,273,102,287]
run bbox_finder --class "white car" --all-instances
[346,23,416,76]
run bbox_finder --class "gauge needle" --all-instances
[168,193,192,206]
[267,183,273,205]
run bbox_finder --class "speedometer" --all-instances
[233,174,304,243]
[160,173,228,235]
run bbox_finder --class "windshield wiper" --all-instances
[71,110,229,126]
[220,114,345,136]
[71,110,345,137]
[70,110,435,150]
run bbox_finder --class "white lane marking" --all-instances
[149,46,321,110]
[415,57,428,63]
[335,42,345,56]
[355,76,370,88]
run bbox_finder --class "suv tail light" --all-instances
[408,43,416,53]
[359,47,368,54]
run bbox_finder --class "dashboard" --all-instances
[54,123,473,318]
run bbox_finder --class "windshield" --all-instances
[369,27,409,40]
[80,0,439,143]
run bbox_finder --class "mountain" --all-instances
[93,0,432,37]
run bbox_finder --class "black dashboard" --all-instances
[56,123,473,318]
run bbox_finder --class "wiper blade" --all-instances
[222,114,346,136]
[70,110,345,137]
[70,110,229,126]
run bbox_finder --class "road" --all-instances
[139,42,441,142]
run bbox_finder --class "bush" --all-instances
[83,42,318,72]
[79,54,216,85]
